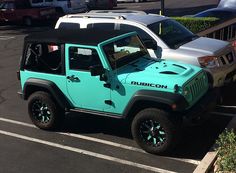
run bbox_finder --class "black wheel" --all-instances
[23,17,32,26]
[131,108,180,154]
[28,91,64,130]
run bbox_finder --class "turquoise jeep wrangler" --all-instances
[18,29,216,154]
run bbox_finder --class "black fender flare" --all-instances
[122,90,189,117]
[23,78,72,110]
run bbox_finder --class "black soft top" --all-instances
[24,29,132,46]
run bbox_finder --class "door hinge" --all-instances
[105,100,112,105]
[103,83,111,88]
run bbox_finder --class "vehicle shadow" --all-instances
[60,111,231,160]
[220,82,236,106]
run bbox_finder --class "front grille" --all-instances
[218,51,235,65]
[189,74,206,99]
[184,72,208,103]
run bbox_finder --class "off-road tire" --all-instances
[28,91,64,130]
[131,108,180,154]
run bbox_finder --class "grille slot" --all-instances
[226,52,234,63]
[220,57,226,65]
[219,51,235,65]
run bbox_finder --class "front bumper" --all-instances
[207,61,236,87]
[181,89,218,125]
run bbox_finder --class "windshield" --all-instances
[103,35,149,69]
[148,19,198,49]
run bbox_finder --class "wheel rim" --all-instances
[139,119,166,147]
[32,100,51,123]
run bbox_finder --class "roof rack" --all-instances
[66,13,126,20]
[88,10,147,15]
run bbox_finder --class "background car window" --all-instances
[58,23,80,29]
[69,47,102,71]
[148,19,196,49]
[87,23,115,30]
[1,2,15,9]
[118,24,154,42]
[15,1,31,9]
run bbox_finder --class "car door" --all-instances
[65,44,111,111]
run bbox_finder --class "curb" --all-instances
[193,115,236,173]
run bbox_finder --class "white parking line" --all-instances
[0,130,178,173]
[0,117,144,152]
[0,117,200,165]
[0,36,15,40]
[217,105,236,109]
[162,157,200,165]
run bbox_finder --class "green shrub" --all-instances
[215,129,236,172]
[172,17,219,33]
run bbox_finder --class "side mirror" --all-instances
[89,65,105,76]
[144,40,158,50]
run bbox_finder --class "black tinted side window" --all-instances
[87,23,115,30]
[3,2,15,9]
[24,43,63,74]
[15,1,31,9]
[58,23,80,29]
[119,24,154,42]
[69,47,102,71]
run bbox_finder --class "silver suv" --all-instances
[55,10,236,87]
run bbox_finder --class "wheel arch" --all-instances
[122,90,188,120]
[23,78,72,110]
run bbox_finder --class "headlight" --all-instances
[198,56,219,68]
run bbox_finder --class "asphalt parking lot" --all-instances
[0,22,235,173]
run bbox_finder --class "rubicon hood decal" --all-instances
[131,81,168,89]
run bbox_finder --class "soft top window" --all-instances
[24,42,64,75]
[58,23,80,29]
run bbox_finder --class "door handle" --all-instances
[67,75,80,82]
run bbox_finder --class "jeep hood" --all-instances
[178,37,229,55]
[117,58,202,90]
